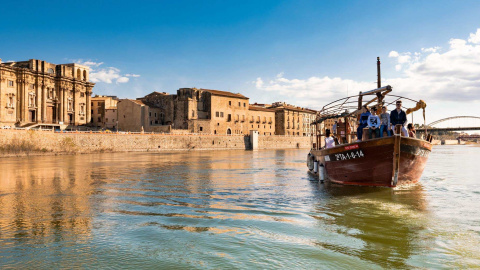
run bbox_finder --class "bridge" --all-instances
[457,134,480,140]
[415,116,480,133]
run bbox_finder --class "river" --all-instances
[0,146,479,269]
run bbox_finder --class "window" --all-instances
[80,93,85,97]
[200,127,203,131]
[243,103,246,107]
[192,110,195,117]
[149,112,151,117]
[98,117,101,122]
[106,118,109,122]
[150,121,153,125]
[238,102,240,106]
[229,101,232,106]
[47,68,54,74]
[216,111,219,117]
[8,96,14,108]
[242,115,245,121]
[30,84,35,89]
[220,112,224,117]
[214,130,217,134]
[8,80,14,87]
[227,114,232,121]
[155,112,157,117]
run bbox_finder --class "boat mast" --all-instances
[377,57,381,89]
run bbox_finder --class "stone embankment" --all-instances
[0,130,311,157]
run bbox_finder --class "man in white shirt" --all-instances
[367,107,381,139]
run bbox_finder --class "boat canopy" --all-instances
[313,85,425,124]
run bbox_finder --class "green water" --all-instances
[0,146,479,269]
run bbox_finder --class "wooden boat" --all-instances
[308,135,432,187]
[307,58,433,187]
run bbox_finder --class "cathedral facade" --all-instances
[0,58,94,127]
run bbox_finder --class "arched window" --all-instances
[83,70,87,81]
[77,69,81,80]
[227,128,232,135]
[47,68,54,74]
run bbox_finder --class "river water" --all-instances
[0,146,479,269]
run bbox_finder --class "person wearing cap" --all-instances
[390,100,408,136]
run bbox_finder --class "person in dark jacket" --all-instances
[356,105,371,141]
[390,100,408,136]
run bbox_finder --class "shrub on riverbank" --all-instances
[0,137,44,154]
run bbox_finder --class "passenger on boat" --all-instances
[333,121,338,135]
[407,123,416,138]
[325,129,335,149]
[390,100,408,137]
[379,106,391,137]
[356,105,371,141]
[367,107,381,139]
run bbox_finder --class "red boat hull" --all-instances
[309,136,432,187]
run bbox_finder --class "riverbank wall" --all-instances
[0,129,311,157]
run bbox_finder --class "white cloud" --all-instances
[255,77,264,88]
[74,60,138,84]
[125,74,141,77]
[388,51,399,58]
[81,61,104,67]
[116,76,129,83]
[468,29,480,44]
[255,28,480,108]
[397,54,411,64]
[421,46,440,53]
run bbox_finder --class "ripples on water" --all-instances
[0,146,479,269]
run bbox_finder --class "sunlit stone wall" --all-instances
[0,129,311,156]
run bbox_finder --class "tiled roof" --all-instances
[249,105,275,112]
[202,89,249,100]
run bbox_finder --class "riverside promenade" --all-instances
[0,129,312,157]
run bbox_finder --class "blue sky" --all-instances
[2,0,480,124]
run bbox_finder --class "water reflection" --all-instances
[311,183,427,269]
[0,148,479,269]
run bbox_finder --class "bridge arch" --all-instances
[427,116,480,127]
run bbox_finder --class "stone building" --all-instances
[117,99,171,133]
[0,58,94,128]
[91,95,118,129]
[121,88,251,135]
[247,105,275,135]
[269,102,317,136]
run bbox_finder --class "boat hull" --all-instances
[308,136,432,187]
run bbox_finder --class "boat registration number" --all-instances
[325,150,365,162]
